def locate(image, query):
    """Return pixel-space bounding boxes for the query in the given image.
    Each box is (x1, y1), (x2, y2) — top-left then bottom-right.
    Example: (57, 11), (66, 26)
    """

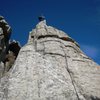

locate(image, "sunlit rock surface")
(0, 20), (100, 100)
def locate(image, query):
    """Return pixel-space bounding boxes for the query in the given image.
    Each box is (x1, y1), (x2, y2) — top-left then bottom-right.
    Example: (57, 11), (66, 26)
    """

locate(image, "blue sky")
(0, 0), (100, 64)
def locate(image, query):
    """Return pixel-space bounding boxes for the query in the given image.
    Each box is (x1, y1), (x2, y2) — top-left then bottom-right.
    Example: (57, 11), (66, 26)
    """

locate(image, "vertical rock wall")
(0, 16), (21, 78)
(0, 20), (100, 100)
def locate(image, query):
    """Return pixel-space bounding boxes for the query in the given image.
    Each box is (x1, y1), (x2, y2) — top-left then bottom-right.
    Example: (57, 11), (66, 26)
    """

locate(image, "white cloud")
(81, 45), (99, 59)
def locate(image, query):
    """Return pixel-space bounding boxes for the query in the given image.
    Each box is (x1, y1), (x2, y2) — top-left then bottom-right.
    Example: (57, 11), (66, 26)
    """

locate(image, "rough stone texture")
(0, 16), (12, 78)
(0, 20), (100, 100)
(0, 62), (4, 78)
(0, 16), (21, 78)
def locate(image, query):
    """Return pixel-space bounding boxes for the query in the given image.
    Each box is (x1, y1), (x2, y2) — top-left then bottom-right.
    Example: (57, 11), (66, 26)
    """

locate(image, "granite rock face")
(0, 20), (100, 100)
(0, 16), (21, 78)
